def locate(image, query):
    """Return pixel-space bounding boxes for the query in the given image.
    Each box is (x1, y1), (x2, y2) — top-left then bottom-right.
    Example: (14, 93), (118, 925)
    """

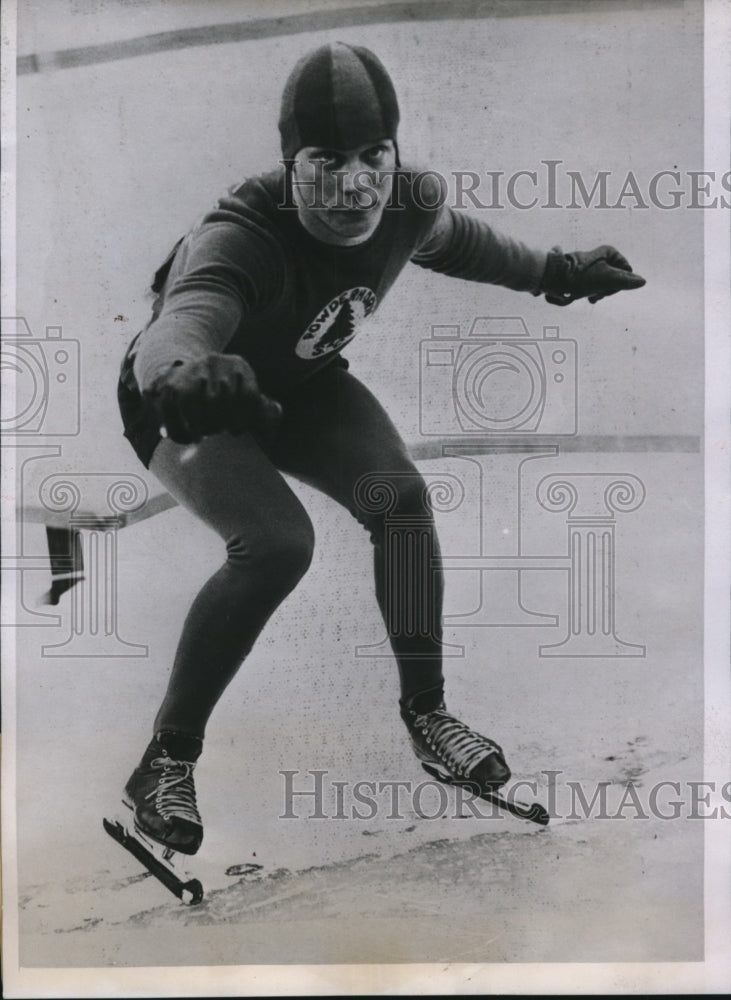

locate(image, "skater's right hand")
(144, 353), (283, 445)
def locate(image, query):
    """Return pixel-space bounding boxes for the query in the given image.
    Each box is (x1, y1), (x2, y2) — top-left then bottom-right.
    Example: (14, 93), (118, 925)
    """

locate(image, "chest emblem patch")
(296, 286), (378, 359)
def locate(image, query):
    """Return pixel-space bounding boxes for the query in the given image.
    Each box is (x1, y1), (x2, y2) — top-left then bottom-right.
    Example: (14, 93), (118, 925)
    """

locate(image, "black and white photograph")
(1, 0), (729, 995)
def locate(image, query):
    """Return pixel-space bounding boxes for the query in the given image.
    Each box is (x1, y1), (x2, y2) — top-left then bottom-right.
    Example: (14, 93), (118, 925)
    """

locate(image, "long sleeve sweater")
(127, 166), (547, 397)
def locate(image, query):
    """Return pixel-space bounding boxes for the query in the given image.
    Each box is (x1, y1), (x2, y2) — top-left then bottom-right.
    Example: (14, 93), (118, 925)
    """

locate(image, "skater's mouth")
(322, 206), (380, 233)
(327, 204), (376, 215)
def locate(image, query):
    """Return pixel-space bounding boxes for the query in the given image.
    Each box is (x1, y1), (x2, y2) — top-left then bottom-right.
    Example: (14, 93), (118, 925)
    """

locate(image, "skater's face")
(291, 140), (396, 246)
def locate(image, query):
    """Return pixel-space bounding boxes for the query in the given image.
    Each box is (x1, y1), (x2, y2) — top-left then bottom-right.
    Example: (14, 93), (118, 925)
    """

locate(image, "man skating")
(117, 42), (645, 858)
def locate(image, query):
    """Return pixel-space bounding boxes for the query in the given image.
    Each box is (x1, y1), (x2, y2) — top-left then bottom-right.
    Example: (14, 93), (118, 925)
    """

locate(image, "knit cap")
(279, 42), (400, 161)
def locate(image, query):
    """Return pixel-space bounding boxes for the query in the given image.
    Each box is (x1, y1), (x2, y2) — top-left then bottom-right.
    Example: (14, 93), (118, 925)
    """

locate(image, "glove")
(541, 245), (646, 306)
(144, 353), (282, 445)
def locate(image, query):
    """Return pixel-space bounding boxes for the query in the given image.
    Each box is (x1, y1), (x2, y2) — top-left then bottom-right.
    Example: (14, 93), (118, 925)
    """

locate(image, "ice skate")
(102, 814), (204, 905)
(122, 730), (204, 855)
(103, 730), (205, 903)
(401, 689), (549, 826)
(401, 689), (511, 789)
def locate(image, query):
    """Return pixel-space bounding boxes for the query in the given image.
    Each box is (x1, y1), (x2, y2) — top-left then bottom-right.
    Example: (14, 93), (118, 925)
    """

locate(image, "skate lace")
(145, 756), (201, 825)
(414, 709), (500, 777)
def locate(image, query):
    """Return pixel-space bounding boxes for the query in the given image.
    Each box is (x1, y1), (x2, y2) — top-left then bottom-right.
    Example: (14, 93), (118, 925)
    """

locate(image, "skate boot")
(123, 730), (203, 855)
(401, 687), (511, 793)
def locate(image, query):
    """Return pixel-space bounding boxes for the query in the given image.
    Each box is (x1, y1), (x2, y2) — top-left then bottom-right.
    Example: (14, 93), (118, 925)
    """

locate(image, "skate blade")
(420, 763), (550, 826)
(103, 815), (204, 904)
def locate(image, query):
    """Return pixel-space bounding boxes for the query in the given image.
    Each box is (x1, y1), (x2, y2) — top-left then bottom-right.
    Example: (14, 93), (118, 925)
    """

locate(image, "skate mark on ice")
(225, 862), (264, 878)
(56, 917), (103, 934)
(599, 736), (690, 786)
(119, 833), (539, 929)
(67, 871), (154, 893)
(27, 829), (557, 939)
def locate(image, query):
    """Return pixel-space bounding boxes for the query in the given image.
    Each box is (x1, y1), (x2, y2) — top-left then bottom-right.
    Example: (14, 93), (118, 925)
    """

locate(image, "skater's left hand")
(541, 245), (646, 306)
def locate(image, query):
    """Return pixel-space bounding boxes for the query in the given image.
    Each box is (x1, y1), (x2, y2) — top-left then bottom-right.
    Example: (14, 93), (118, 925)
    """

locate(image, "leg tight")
(148, 364), (445, 737)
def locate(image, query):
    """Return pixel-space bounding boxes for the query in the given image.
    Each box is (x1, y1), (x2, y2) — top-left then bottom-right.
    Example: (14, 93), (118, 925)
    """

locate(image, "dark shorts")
(117, 340), (351, 469)
(117, 337), (164, 469)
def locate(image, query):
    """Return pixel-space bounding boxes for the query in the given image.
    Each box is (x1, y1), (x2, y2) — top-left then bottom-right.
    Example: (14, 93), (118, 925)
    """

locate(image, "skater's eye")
(363, 145), (389, 166)
(311, 149), (342, 169)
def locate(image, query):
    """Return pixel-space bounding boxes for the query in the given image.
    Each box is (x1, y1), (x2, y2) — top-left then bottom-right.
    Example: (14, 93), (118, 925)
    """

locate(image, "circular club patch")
(296, 287), (377, 360)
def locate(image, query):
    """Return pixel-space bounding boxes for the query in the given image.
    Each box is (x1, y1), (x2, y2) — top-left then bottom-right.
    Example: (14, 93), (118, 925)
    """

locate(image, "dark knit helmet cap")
(279, 42), (400, 165)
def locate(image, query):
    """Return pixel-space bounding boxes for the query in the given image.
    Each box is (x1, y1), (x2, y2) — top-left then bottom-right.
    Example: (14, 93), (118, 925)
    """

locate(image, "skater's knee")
(266, 524), (315, 587)
(396, 474), (433, 518)
(227, 516), (314, 591)
(356, 470), (435, 537)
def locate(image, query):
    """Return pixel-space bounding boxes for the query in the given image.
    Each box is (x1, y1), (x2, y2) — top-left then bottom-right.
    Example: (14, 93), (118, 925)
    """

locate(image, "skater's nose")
(339, 158), (362, 194)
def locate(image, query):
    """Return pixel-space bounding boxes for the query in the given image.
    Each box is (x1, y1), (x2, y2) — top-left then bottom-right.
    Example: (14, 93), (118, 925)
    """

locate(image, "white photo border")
(2, 0), (729, 994)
